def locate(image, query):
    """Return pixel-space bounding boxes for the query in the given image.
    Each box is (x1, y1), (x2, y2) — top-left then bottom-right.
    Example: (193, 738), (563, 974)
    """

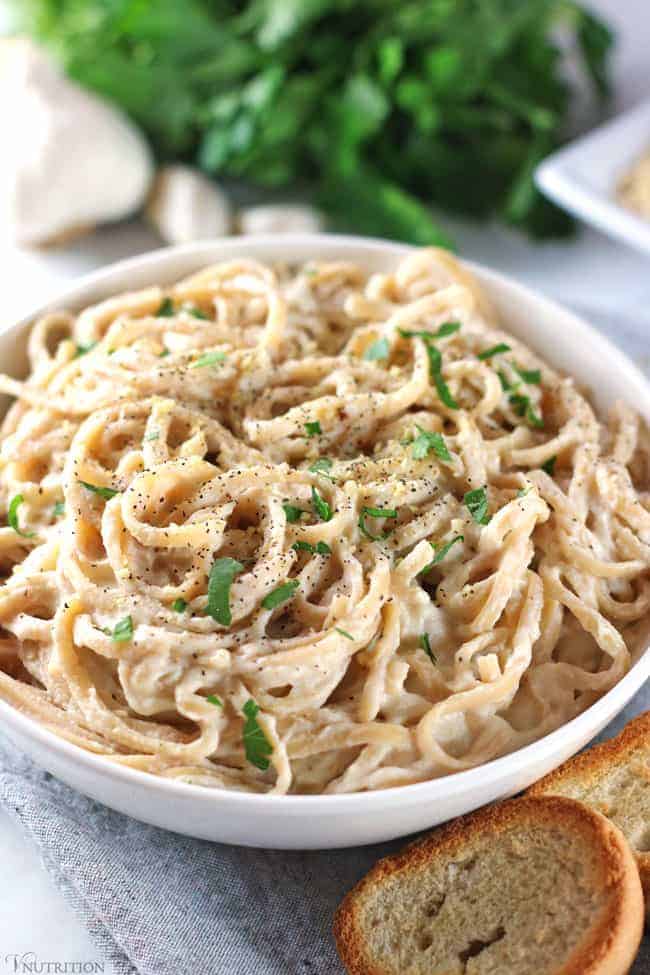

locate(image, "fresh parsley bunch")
(12, 0), (612, 244)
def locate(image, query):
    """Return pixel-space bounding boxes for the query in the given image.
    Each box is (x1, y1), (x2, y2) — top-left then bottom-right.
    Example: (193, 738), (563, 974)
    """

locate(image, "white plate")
(0, 234), (649, 849)
(535, 99), (650, 254)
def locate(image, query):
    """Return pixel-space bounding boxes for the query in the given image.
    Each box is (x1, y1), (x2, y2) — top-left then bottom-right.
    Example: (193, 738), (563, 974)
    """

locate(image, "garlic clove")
(0, 40), (154, 247)
(238, 203), (325, 235)
(145, 165), (232, 244)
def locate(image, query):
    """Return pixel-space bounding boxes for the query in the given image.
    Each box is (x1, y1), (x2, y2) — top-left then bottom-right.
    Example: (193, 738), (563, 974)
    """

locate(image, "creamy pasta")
(0, 248), (648, 795)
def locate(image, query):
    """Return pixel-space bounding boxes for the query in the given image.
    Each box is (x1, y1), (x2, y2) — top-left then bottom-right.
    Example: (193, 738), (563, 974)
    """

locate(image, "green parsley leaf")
(8, 494), (35, 538)
(171, 598), (188, 612)
(292, 540), (331, 555)
(283, 504), (305, 523)
(411, 426), (451, 461)
(309, 457), (333, 479)
(156, 298), (175, 317)
(158, 348), (171, 358)
(206, 557), (244, 626)
(311, 486), (332, 522)
(358, 506), (398, 541)
(425, 343), (459, 409)
(513, 363), (542, 384)
(262, 578), (300, 610)
(305, 420), (322, 437)
(363, 337), (390, 361)
(464, 487), (490, 525)
(498, 369), (517, 392)
(433, 369), (459, 410)
(186, 305), (209, 319)
(335, 627), (354, 641)
(190, 351), (226, 369)
(74, 341), (98, 358)
(419, 632), (437, 664)
(541, 455), (557, 476)
(399, 322), (460, 340)
(434, 321), (461, 339)
(420, 535), (464, 573)
(478, 343), (511, 360)
(206, 694), (222, 707)
(517, 487), (532, 497)
(242, 698), (272, 771)
(144, 431), (160, 441)
(399, 327), (460, 409)
(79, 480), (119, 500)
(53, 501), (65, 518)
(112, 616), (133, 642)
(508, 393), (544, 428)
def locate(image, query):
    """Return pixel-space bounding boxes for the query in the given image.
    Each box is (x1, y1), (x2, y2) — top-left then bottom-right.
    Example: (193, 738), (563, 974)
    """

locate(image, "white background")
(0, 0), (648, 968)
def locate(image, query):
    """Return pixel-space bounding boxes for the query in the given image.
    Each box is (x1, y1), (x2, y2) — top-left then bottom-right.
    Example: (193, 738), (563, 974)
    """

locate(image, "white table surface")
(0, 0), (649, 970)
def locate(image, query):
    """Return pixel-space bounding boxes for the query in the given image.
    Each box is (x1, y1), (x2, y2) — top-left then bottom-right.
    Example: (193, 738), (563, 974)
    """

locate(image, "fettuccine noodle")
(0, 248), (647, 795)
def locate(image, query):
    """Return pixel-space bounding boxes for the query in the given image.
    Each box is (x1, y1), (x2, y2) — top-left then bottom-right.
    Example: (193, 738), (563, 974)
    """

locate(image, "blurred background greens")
(6, 0), (613, 246)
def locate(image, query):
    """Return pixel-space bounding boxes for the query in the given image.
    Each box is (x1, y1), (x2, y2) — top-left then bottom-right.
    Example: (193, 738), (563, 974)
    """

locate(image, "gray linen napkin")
(1, 302), (649, 974)
(0, 683), (648, 975)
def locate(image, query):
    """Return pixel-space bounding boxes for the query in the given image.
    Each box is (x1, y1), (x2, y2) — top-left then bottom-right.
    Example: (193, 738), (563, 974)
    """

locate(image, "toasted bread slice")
(333, 796), (643, 975)
(529, 710), (650, 916)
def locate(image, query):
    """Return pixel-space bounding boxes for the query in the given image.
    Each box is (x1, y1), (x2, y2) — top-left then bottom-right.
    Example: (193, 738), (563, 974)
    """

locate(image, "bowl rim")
(0, 231), (648, 811)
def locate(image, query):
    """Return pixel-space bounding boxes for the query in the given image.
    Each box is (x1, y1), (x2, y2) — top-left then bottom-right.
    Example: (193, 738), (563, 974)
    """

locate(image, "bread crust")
(529, 711), (650, 916)
(333, 796), (643, 975)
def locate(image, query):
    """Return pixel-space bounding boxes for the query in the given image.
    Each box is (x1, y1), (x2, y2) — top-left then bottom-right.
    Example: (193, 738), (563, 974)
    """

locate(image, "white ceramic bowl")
(535, 98), (650, 255)
(1, 235), (648, 850)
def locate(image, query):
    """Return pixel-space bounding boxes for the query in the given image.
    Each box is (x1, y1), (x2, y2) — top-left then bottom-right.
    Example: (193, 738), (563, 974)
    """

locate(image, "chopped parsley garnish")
(399, 327), (459, 409)
(74, 341), (98, 358)
(335, 627), (354, 641)
(144, 431), (160, 441)
(311, 486), (332, 522)
(186, 305), (209, 319)
(517, 487), (532, 497)
(292, 540), (331, 556)
(305, 420), (322, 437)
(498, 369), (516, 392)
(435, 321), (461, 339)
(420, 535), (464, 573)
(509, 393), (543, 428)
(432, 368), (459, 410)
(363, 337), (390, 361)
(206, 694), (223, 708)
(478, 343), (511, 360)
(79, 480), (119, 500)
(513, 363), (541, 385)
(159, 348), (171, 358)
(206, 557), (244, 626)
(309, 457), (334, 479)
(358, 506), (398, 541)
(53, 501), (65, 518)
(242, 699), (272, 771)
(411, 426), (451, 462)
(541, 455), (557, 476)
(398, 321), (460, 340)
(112, 616), (133, 642)
(283, 504), (305, 523)
(464, 487), (490, 525)
(8, 494), (34, 538)
(262, 578), (300, 610)
(419, 632), (437, 664)
(190, 351), (226, 369)
(156, 297), (175, 317)
(171, 598), (188, 613)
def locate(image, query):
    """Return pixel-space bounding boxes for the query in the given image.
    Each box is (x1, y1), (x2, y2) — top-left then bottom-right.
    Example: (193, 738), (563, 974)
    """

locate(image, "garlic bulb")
(145, 165), (232, 244)
(239, 204), (324, 235)
(0, 40), (153, 246)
